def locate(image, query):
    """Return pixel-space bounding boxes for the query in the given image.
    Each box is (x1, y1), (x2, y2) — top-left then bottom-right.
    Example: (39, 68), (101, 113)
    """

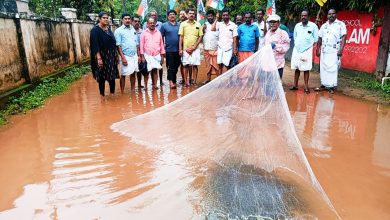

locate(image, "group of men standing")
(290, 8), (346, 94)
(202, 9), (291, 81)
(113, 7), (346, 94)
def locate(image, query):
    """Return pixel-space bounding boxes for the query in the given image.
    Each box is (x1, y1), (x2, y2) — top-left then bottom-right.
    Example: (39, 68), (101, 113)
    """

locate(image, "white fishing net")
(112, 46), (340, 219)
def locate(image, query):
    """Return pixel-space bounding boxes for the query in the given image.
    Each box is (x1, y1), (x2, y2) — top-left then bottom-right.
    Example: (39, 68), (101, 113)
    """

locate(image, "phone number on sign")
(344, 45), (368, 54)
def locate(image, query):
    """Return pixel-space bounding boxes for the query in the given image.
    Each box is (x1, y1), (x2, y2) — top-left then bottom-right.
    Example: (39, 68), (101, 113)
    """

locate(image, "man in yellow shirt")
(179, 8), (204, 86)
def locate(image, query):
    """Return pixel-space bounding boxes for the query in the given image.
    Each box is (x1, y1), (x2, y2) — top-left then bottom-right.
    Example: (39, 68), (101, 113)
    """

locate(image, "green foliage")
(0, 66), (90, 126)
(28, 0), (386, 21)
(29, 0), (59, 17)
(341, 71), (390, 99)
(226, 0), (266, 16)
(277, 0), (386, 23)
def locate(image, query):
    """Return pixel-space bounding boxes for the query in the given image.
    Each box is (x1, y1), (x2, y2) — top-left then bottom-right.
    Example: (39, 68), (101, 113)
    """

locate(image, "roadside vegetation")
(0, 65), (90, 126)
(340, 70), (390, 99)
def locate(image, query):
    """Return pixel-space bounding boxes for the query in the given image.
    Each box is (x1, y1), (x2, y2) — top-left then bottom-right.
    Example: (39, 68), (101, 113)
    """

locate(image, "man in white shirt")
(290, 10), (319, 93)
(315, 8), (347, 94)
(212, 8), (238, 75)
(254, 9), (268, 50)
(203, 10), (219, 83)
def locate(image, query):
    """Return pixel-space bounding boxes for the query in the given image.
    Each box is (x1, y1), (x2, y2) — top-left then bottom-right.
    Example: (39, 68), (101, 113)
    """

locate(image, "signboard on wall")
(314, 8), (384, 74)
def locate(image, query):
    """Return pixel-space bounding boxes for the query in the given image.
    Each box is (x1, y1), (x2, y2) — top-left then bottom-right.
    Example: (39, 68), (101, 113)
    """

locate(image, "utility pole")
(375, 2), (390, 80)
(122, 0), (127, 13)
(52, 0), (56, 18)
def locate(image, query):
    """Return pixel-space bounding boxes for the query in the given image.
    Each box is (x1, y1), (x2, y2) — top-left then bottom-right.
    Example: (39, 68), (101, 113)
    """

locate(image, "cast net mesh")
(112, 46), (339, 219)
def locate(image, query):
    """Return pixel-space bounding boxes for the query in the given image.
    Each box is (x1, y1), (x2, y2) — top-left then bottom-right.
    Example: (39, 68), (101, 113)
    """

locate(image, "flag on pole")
(266, 0), (275, 15)
(197, 0), (206, 22)
(315, 0), (327, 7)
(137, 0), (148, 18)
(168, 0), (175, 10)
(207, 0), (224, 11)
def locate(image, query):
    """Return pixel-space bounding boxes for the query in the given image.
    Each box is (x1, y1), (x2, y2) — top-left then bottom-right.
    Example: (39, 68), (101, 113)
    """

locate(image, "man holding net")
(264, 14), (290, 79)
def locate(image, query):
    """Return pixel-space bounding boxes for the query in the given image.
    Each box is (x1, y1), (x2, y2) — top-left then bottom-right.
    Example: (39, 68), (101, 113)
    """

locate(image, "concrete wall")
(0, 17), (93, 93)
(0, 18), (25, 92)
(72, 22), (93, 63)
(16, 0), (30, 13)
(21, 20), (75, 79)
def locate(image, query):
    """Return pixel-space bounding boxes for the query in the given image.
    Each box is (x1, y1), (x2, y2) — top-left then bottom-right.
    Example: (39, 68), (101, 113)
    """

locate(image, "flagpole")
(315, 6), (322, 76)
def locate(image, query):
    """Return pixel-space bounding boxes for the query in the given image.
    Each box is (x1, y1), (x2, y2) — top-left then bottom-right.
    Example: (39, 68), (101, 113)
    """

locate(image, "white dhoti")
(144, 53), (162, 72)
(217, 48), (233, 67)
(120, 55), (139, 76)
(291, 46), (313, 71)
(182, 49), (201, 66)
(320, 50), (340, 88)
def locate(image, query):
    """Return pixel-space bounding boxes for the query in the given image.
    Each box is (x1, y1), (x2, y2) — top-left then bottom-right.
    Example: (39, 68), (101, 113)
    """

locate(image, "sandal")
(314, 87), (322, 92)
(289, 86), (298, 91)
(304, 88), (310, 94)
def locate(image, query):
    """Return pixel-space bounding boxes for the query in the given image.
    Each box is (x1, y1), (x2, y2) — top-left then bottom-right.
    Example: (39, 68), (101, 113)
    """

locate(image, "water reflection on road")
(0, 75), (389, 219)
(287, 90), (390, 219)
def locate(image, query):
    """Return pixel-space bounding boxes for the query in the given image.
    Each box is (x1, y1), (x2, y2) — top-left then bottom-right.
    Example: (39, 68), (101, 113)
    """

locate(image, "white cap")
(267, 14), (281, 22)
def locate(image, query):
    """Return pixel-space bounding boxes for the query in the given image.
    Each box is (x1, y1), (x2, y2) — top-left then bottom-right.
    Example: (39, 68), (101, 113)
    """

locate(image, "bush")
(0, 65), (90, 126)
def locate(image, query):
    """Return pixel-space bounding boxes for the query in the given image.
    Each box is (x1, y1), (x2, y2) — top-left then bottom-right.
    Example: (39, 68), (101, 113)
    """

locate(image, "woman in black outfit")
(90, 11), (119, 96)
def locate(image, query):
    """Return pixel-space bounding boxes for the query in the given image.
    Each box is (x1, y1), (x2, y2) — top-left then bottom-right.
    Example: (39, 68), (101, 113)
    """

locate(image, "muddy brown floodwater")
(0, 71), (389, 219)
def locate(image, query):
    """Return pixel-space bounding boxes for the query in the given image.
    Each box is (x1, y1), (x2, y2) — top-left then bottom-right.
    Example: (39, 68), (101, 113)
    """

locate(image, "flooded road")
(0, 74), (389, 219)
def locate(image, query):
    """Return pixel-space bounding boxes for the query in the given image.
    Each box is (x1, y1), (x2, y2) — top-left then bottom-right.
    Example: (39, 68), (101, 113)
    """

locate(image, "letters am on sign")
(313, 8), (384, 74)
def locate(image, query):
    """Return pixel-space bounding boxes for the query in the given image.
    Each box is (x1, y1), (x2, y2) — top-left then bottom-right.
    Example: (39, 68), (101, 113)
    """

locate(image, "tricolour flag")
(315, 0), (327, 7)
(137, 0), (148, 18)
(197, 0), (206, 22)
(168, 0), (175, 10)
(266, 0), (275, 15)
(207, 0), (224, 11)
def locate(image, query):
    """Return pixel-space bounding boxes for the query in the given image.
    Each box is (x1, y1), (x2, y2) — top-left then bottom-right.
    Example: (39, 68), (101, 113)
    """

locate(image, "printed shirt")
(237, 23), (260, 52)
(114, 25), (137, 57)
(318, 19), (347, 53)
(178, 20), (204, 50)
(160, 21), (180, 52)
(294, 21), (319, 53)
(254, 21), (269, 49)
(265, 28), (290, 69)
(203, 21), (219, 50)
(140, 28), (165, 56)
(216, 21), (238, 51)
